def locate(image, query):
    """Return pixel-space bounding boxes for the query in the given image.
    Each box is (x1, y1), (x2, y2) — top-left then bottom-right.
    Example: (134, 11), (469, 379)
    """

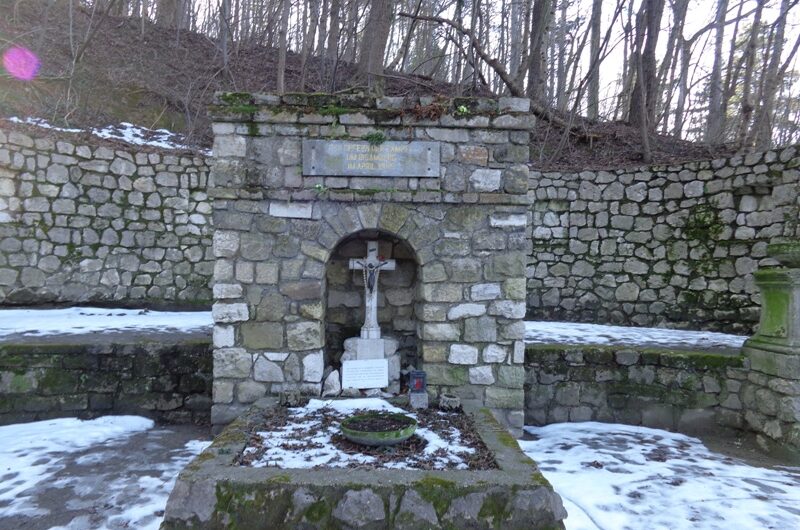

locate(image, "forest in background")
(1, 0), (799, 168)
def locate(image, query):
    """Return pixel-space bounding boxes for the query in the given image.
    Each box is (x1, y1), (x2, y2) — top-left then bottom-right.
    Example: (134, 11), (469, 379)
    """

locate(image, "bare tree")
(358, 0), (395, 91)
(525, 0), (554, 100)
(587, 0), (601, 119)
(748, 0), (800, 150)
(276, 0), (290, 94)
(628, 0), (665, 131)
(705, 0), (729, 144)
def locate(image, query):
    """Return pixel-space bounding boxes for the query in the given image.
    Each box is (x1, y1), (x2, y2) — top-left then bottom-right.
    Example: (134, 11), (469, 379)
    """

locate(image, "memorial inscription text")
(302, 139), (440, 177)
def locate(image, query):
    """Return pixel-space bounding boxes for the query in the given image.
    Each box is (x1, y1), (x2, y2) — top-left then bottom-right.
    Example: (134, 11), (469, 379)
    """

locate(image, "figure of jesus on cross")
(349, 241), (395, 340)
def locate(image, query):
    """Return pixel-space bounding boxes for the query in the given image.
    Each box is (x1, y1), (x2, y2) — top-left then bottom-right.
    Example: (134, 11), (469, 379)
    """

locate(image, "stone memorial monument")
(209, 92), (533, 435)
(340, 240), (401, 393)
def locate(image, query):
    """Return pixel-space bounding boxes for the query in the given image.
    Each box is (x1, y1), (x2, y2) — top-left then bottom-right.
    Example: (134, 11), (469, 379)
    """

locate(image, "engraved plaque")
(342, 359), (389, 389)
(303, 139), (439, 177)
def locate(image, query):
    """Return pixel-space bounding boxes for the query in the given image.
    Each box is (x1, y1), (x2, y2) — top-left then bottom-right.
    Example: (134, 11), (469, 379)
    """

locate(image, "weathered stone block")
(287, 321), (323, 350)
(464, 316), (497, 342)
(241, 322), (284, 349)
(213, 348), (252, 378)
(212, 303), (249, 323)
(449, 344), (479, 365)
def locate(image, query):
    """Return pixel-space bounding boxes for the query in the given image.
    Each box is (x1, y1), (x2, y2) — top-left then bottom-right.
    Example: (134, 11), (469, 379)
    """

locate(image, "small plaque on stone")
(342, 359), (389, 389)
(303, 139), (440, 177)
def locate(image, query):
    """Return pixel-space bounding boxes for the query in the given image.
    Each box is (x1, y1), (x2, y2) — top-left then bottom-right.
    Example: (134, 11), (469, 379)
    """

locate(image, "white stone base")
(341, 336), (401, 393)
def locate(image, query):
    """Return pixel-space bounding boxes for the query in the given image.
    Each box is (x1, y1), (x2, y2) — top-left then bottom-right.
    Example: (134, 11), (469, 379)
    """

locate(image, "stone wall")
(528, 146), (800, 333)
(525, 344), (800, 452)
(0, 338), (212, 425)
(0, 127), (213, 306)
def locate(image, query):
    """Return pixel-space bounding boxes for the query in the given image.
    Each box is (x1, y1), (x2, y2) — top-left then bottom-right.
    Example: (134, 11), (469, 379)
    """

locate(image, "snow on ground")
(0, 307), (745, 349)
(7, 117), (210, 154)
(520, 422), (800, 530)
(525, 321), (747, 350)
(0, 417), (209, 529)
(0, 416), (153, 517)
(242, 398), (476, 470)
(2, 414), (798, 529)
(0, 307), (212, 338)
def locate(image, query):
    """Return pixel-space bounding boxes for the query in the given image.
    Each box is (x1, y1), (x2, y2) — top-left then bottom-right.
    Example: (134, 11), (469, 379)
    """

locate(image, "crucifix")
(349, 241), (396, 340)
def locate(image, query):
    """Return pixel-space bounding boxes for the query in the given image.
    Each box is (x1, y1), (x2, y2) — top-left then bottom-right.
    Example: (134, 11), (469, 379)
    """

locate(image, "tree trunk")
(358, 0), (394, 91)
(509, 0), (524, 78)
(156, 0), (189, 28)
(300, 0), (321, 90)
(555, 0), (567, 111)
(748, 0), (792, 150)
(220, 0), (231, 69)
(327, 0), (341, 61)
(735, 0), (764, 147)
(587, 0), (602, 119)
(628, 0), (665, 131)
(525, 0), (553, 100)
(317, 0), (330, 55)
(705, 0), (729, 144)
(634, 11), (652, 163)
(655, 0), (687, 133)
(672, 38), (691, 137)
(276, 0), (290, 94)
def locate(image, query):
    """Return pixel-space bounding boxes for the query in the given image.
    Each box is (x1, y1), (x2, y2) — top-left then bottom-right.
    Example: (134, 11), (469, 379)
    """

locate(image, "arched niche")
(325, 229), (419, 374)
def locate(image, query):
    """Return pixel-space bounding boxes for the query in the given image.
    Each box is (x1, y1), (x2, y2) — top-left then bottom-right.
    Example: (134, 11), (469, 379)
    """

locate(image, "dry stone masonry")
(209, 93), (533, 434)
(0, 127), (213, 305)
(528, 146), (800, 334)
(0, 338), (212, 425)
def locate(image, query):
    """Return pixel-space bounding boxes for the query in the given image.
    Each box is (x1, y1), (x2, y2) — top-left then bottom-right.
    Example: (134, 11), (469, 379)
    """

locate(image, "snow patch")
(520, 422), (800, 530)
(0, 307), (212, 338)
(7, 117), (210, 154)
(525, 321), (747, 349)
(242, 398), (475, 470)
(0, 416), (154, 517)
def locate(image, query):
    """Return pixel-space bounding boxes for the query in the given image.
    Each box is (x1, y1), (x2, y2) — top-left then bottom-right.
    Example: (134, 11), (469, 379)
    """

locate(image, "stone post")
(742, 242), (800, 451)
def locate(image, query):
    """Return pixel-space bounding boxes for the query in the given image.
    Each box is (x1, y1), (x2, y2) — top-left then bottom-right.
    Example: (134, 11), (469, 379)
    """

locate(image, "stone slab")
(302, 139), (440, 177)
(342, 359), (389, 389)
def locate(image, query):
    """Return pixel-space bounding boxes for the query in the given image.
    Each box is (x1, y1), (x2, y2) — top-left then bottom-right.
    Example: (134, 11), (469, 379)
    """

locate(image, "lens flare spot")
(3, 46), (40, 81)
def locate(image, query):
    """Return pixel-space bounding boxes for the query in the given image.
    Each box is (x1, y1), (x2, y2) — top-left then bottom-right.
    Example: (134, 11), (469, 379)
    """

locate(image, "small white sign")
(342, 359), (389, 389)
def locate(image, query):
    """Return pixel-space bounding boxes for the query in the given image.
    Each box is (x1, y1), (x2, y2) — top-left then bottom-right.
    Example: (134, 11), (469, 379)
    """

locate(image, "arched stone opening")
(325, 229), (419, 391)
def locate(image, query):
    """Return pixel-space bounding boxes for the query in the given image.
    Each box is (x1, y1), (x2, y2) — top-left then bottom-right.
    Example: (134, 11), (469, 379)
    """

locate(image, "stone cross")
(349, 241), (395, 339)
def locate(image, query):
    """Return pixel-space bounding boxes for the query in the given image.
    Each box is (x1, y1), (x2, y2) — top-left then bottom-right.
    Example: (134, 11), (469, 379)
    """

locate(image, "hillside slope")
(1, 1), (733, 169)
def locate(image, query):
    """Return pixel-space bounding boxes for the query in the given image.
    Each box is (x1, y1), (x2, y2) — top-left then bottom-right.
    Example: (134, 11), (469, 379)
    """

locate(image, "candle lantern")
(408, 370), (428, 409)
(409, 370), (426, 393)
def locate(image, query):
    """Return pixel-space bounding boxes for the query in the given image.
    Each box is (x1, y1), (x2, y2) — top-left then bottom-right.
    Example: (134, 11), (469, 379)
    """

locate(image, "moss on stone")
(478, 492), (510, 526)
(495, 428), (520, 449)
(363, 131), (386, 146)
(530, 471), (551, 487)
(8, 373), (35, 393)
(218, 92), (253, 106)
(303, 499), (330, 522)
(657, 350), (744, 370)
(39, 368), (82, 394)
(413, 476), (458, 517)
(318, 105), (358, 117)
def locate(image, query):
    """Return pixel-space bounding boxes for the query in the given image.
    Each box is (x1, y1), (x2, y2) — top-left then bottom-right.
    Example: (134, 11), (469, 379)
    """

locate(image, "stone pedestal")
(744, 268), (800, 370)
(342, 336), (401, 393)
(742, 246), (800, 451)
